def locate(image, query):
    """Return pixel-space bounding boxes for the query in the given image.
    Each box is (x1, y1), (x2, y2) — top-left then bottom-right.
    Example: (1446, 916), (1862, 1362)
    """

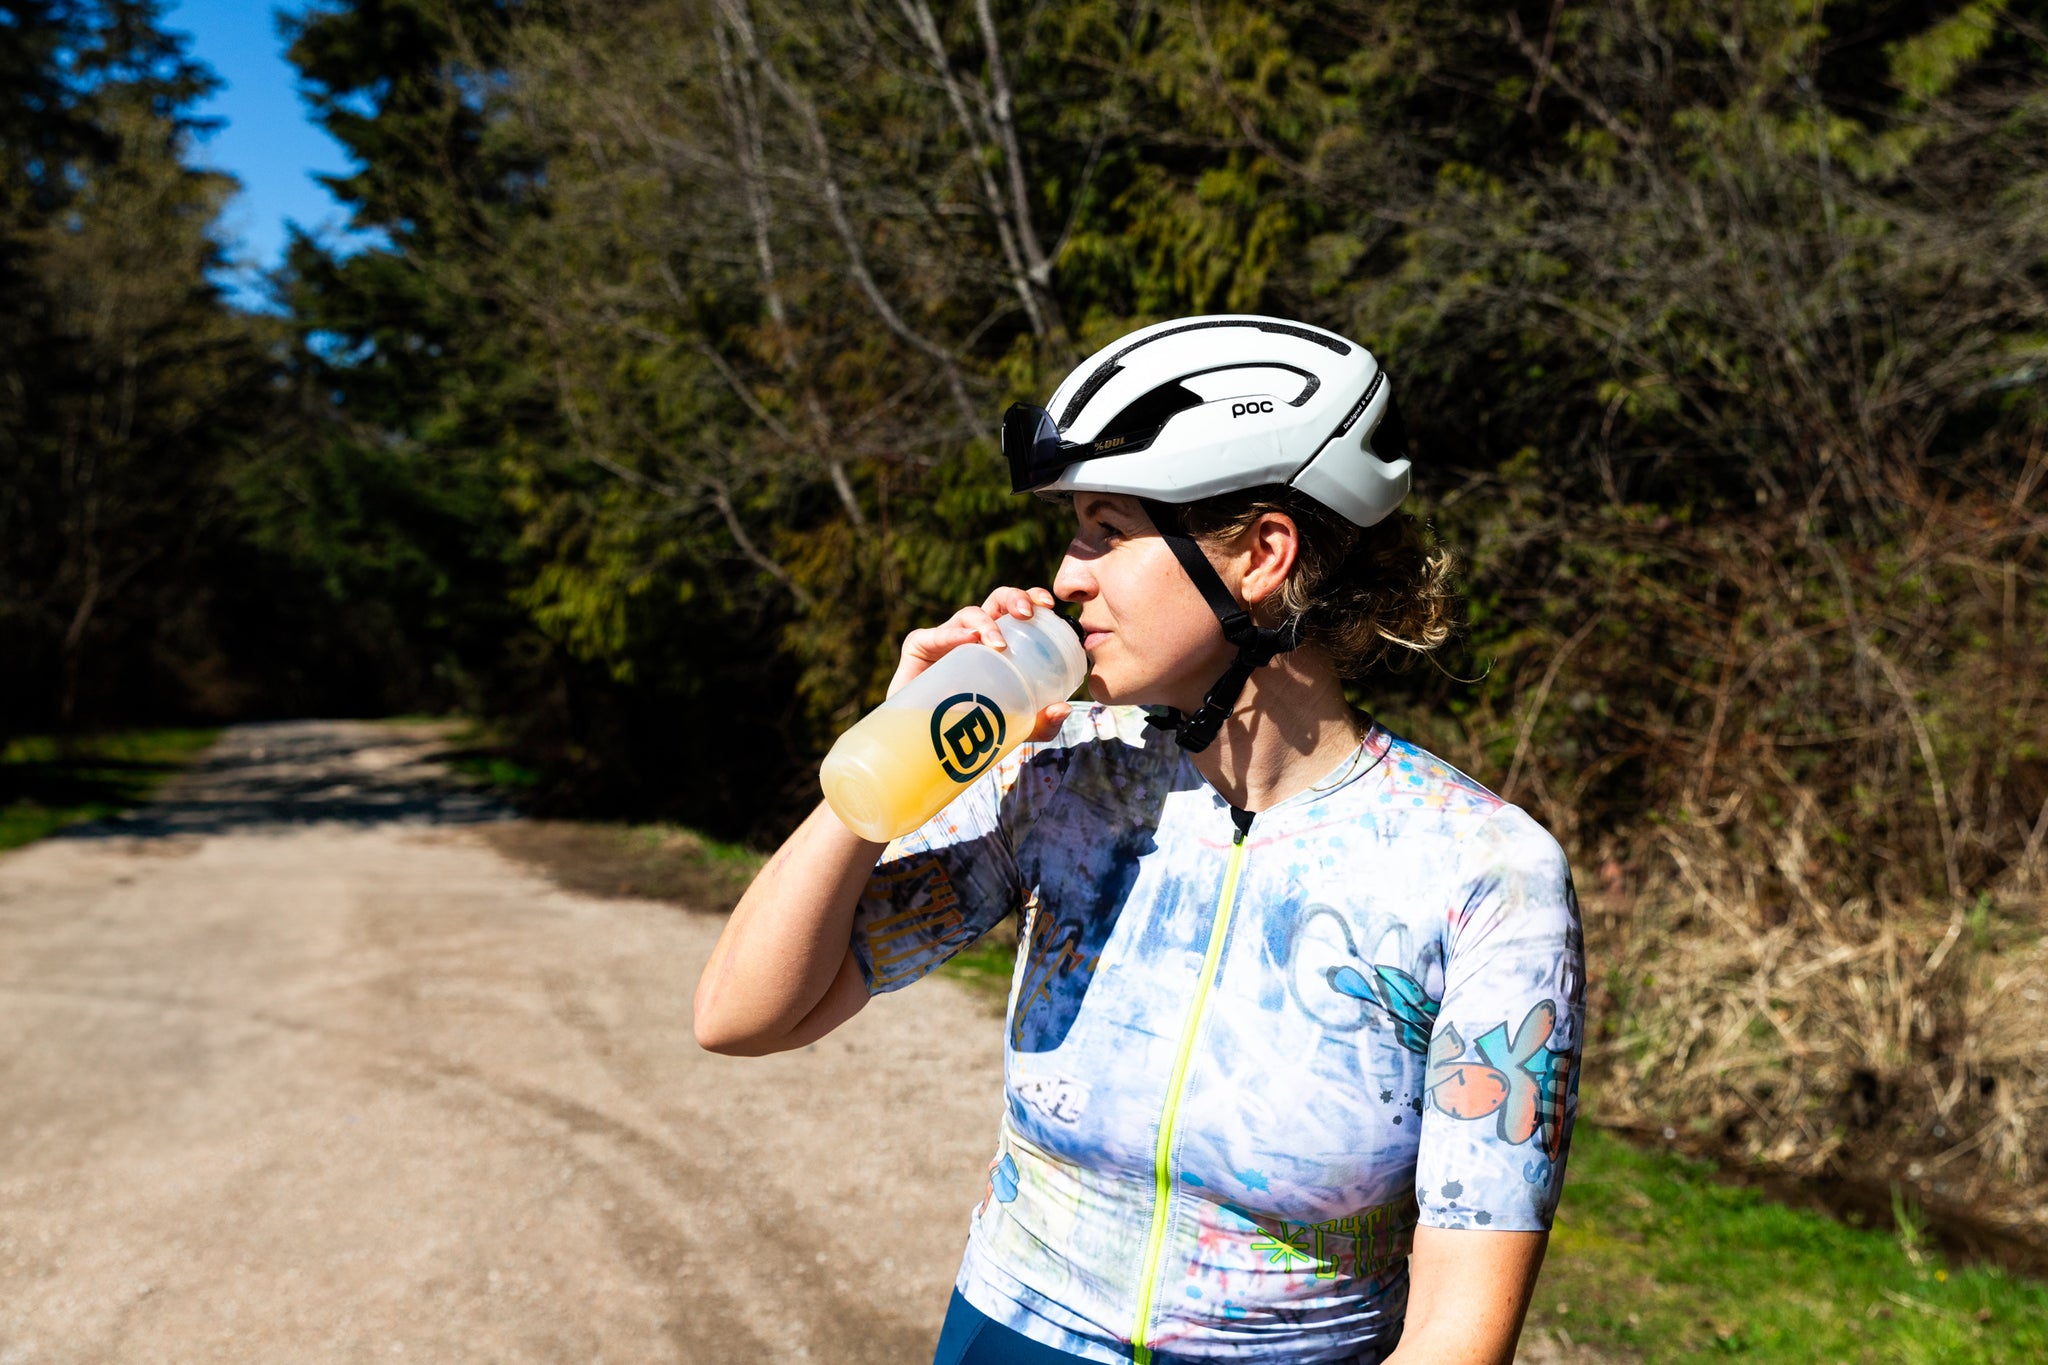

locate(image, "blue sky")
(165, 0), (363, 307)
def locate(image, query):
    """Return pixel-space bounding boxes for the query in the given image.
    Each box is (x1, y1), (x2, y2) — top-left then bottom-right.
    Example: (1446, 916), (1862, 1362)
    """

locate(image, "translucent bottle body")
(820, 611), (1085, 842)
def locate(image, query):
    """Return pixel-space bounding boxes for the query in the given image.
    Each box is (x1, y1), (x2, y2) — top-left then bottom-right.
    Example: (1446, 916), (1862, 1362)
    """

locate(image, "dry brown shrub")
(1395, 456), (2048, 1234)
(1588, 837), (2048, 1237)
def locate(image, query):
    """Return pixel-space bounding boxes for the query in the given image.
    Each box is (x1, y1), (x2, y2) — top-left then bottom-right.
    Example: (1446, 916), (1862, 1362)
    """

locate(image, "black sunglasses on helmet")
(1001, 403), (1072, 494)
(1001, 398), (1188, 495)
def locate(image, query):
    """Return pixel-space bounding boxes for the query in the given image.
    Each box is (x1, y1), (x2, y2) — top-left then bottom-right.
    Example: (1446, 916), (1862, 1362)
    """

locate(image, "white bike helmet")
(1001, 314), (1413, 753)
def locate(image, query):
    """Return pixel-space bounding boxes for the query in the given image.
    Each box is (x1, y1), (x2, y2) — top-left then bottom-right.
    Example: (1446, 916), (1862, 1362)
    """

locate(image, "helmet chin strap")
(1137, 499), (1303, 754)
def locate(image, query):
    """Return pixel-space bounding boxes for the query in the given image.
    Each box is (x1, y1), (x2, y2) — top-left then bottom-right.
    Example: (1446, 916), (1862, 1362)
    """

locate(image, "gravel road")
(0, 722), (1005, 1363)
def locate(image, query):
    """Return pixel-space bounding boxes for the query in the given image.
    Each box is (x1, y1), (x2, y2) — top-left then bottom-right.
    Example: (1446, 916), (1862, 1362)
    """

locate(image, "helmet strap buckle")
(1137, 499), (1304, 754)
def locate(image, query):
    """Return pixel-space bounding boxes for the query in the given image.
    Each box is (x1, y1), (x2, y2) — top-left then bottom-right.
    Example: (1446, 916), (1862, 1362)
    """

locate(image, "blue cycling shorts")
(932, 1290), (1100, 1364)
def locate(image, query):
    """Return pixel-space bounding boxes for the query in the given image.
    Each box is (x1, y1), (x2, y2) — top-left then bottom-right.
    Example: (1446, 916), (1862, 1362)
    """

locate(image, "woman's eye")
(1097, 521), (1127, 542)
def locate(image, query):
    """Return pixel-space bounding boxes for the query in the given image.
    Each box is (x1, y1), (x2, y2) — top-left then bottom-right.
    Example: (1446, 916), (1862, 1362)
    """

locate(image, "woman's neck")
(1184, 648), (1365, 813)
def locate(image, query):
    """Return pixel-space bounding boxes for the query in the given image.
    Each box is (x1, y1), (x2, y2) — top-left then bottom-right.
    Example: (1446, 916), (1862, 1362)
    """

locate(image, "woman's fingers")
(1029, 703), (1072, 743)
(890, 588), (1056, 697)
(979, 586), (1032, 621)
(903, 621), (978, 661)
(887, 621), (978, 697)
(980, 585), (1057, 624)
(955, 604), (1008, 648)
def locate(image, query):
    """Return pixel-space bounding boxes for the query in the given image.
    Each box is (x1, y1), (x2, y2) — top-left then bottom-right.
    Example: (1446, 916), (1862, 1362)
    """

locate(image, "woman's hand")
(887, 585), (1072, 742)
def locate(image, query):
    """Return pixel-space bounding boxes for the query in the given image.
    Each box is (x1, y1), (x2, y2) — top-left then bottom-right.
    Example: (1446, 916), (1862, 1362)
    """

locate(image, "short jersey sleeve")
(1414, 805), (1585, 1231)
(848, 705), (1113, 994)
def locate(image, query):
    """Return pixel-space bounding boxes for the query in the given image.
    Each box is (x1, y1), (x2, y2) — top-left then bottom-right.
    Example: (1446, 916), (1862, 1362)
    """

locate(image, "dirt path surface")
(0, 722), (1006, 1364)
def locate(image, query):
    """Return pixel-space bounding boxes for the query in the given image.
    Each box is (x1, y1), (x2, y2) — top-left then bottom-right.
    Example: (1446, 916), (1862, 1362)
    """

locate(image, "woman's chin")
(1086, 672), (1186, 711)
(1085, 672), (1139, 706)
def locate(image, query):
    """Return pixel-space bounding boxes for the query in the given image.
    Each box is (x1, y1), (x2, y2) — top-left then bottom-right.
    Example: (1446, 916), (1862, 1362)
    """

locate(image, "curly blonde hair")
(1177, 487), (1460, 678)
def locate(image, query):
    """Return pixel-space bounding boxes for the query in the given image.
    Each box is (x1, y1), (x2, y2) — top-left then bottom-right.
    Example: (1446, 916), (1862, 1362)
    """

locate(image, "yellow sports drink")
(820, 609), (1088, 842)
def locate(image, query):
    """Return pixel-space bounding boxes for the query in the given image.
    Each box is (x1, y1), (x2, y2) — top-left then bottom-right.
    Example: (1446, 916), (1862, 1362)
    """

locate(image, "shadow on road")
(60, 720), (507, 839)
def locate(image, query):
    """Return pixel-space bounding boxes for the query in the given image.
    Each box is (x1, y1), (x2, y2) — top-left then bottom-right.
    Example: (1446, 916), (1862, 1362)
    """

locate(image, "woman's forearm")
(691, 800), (884, 1054)
(696, 586), (1060, 1055)
(1381, 1226), (1547, 1365)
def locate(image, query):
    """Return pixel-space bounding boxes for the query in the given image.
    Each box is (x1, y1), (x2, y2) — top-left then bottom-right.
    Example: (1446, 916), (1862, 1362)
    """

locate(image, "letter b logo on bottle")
(931, 693), (1008, 783)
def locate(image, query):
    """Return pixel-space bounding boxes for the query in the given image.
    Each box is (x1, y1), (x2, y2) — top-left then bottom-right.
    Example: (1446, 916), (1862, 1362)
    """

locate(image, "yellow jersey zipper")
(1130, 806), (1253, 1363)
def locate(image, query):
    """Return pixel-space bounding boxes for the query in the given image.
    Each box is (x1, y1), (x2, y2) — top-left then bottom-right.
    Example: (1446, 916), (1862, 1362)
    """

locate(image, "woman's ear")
(1236, 511), (1300, 608)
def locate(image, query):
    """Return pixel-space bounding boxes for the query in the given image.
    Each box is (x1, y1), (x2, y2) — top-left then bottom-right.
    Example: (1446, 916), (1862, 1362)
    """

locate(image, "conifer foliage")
(0, 0), (271, 734)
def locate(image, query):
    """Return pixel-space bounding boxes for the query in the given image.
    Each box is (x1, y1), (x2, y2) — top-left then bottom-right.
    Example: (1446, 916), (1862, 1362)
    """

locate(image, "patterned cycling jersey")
(851, 704), (1584, 1364)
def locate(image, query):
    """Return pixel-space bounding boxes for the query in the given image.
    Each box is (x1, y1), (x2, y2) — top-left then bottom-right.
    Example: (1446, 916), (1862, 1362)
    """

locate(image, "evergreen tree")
(0, 0), (271, 731)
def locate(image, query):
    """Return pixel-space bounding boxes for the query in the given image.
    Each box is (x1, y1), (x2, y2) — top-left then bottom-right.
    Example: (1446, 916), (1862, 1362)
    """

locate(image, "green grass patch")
(389, 716), (544, 794)
(0, 728), (219, 851)
(1532, 1122), (2048, 1362)
(447, 751), (543, 792)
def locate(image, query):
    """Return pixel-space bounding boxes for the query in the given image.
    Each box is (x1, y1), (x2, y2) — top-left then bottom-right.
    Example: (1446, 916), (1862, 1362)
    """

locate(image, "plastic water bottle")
(820, 609), (1088, 842)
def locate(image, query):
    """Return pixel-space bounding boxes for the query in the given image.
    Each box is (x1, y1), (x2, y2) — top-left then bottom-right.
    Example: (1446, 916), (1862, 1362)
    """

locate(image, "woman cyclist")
(694, 315), (1584, 1365)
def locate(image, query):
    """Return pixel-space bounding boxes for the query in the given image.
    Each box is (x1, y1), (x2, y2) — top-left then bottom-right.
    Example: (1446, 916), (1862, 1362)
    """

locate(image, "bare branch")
(708, 18), (868, 527)
(1506, 9), (1646, 148)
(707, 477), (816, 609)
(895, 0), (1048, 339)
(972, 0), (1067, 342)
(714, 0), (983, 437)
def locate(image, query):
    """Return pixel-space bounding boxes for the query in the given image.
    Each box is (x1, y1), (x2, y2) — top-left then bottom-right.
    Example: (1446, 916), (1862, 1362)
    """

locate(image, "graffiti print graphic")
(1329, 961), (1439, 1054)
(1013, 1074), (1089, 1125)
(1291, 917), (1573, 1161)
(1425, 1000), (1574, 1160)
(1236, 1198), (1414, 1281)
(1284, 905), (1440, 1038)
(978, 1151), (1021, 1216)
(1284, 906), (1373, 1031)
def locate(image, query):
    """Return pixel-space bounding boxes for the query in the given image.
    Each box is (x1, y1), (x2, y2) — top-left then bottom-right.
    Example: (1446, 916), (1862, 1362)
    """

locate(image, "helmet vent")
(1177, 364), (1320, 407)
(1057, 318), (1351, 426)
(1097, 382), (1205, 444)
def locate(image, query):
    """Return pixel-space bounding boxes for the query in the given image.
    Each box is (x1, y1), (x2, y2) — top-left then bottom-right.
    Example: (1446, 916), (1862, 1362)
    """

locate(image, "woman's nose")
(1053, 548), (1093, 603)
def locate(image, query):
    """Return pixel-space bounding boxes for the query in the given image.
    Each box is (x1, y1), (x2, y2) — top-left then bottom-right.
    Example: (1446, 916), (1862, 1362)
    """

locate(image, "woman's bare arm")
(691, 801), (884, 1055)
(691, 586), (1066, 1056)
(1381, 1226), (1548, 1365)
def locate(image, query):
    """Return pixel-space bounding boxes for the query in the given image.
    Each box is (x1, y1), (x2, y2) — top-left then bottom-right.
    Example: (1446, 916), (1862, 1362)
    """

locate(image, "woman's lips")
(1081, 628), (1111, 651)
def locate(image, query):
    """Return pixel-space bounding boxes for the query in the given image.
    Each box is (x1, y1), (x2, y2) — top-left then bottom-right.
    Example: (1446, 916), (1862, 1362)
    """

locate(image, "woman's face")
(1052, 494), (1236, 710)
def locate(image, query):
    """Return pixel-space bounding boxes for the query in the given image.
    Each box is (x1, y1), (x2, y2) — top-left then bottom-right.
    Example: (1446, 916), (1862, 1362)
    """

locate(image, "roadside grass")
(937, 932), (1019, 1000)
(413, 726), (760, 911)
(1528, 1121), (2048, 1363)
(449, 751), (544, 792)
(479, 819), (764, 912)
(471, 802), (1022, 996)
(412, 717), (545, 794)
(0, 728), (219, 851)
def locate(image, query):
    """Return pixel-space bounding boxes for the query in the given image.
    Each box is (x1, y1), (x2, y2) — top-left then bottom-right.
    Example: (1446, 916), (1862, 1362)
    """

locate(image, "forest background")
(4, 0), (2047, 1246)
